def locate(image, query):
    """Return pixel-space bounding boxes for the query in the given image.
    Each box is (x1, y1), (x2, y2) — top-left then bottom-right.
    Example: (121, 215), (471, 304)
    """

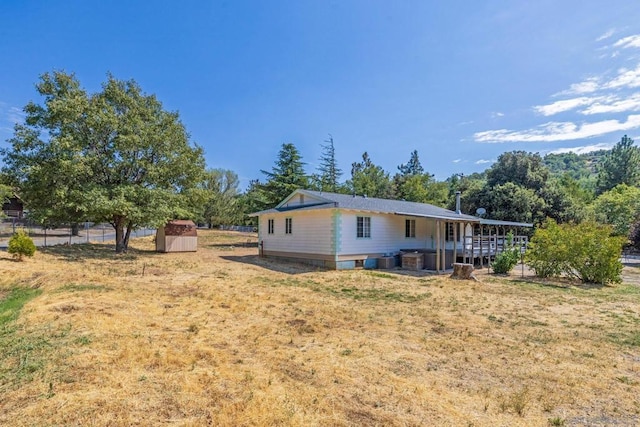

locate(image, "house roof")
(250, 189), (481, 222)
(480, 219), (533, 228)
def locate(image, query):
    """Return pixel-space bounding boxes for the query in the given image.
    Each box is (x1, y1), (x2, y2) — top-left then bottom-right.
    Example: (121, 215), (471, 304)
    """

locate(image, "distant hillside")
(543, 150), (607, 179)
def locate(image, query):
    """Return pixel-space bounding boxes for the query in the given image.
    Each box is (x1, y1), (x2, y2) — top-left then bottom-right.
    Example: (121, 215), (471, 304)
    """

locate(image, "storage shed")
(156, 220), (198, 252)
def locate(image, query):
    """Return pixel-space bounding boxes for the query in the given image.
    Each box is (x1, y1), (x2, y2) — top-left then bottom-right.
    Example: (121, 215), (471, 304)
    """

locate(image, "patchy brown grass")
(1, 230), (639, 426)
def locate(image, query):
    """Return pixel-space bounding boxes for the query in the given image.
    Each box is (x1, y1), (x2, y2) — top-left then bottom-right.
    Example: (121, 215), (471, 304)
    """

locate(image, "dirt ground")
(0, 230), (639, 426)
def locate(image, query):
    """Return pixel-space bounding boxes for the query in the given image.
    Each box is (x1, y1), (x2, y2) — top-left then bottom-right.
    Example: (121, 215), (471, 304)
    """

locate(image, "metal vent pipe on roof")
(455, 191), (461, 214)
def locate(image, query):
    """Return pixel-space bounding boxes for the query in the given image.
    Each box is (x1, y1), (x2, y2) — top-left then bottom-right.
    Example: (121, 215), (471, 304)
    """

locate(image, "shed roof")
(163, 220), (197, 236)
(251, 189), (480, 222)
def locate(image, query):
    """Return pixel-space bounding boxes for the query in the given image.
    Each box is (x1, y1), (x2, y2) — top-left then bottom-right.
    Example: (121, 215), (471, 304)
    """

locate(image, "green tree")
(316, 134), (342, 192)
(597, 135), (640, 193)
(347, 152), (392, 198)
(1, 71), (205, 253)
(260, 143), (309, 206)
(7, 230), (36, 261)
(484, 183), (545, 224)
(237, 179), (268, 226)
(393, 150), (437, 203)
(487, 151), (549, 192)
(200, 169), (241, 228)
(591, 184), (640, 236)
(596, 135), (640, 194)
(540, 176), (588, 224)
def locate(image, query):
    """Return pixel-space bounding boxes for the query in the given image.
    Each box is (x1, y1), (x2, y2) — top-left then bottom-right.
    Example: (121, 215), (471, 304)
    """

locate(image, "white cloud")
(490, 112), (504, 118)
(549, 143), (613, 155)
(582, 93), (640, 115)
(534, 97), (598, 116)
(596, 29), (615, 42)
(475, 159), (494, 164)
(603, 65), (640, 90)
(474, 114), (640, 143)
(452, 158), (462, 163)
(556, 77), (601, 96)
(613, 35), (640, 49)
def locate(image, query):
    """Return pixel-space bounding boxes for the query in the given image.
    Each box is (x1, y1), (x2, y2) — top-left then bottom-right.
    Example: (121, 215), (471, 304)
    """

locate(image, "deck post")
(453, 221), (458, 265)
(479, 225), (484, 268)
(441, 221), (446, 271)
(436, 220), (441, 273)
(470, 223), (475, 267)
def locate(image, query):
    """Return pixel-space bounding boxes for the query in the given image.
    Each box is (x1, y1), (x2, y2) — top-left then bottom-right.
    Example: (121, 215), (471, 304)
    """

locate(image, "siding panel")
(259, 209), (334, 255)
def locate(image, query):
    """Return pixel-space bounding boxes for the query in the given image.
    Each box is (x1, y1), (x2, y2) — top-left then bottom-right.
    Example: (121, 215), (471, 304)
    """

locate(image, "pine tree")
(260, 143), (309, 206)
(596, 135), (640, 194)
(317, 134), (342, 192)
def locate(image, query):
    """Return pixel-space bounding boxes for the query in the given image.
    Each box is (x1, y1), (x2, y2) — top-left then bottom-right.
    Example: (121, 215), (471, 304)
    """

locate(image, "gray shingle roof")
(251, 189), (480, 222)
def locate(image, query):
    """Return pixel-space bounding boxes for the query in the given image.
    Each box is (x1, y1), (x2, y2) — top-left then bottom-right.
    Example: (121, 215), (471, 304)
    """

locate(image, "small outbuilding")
(156, 220), (198, 252)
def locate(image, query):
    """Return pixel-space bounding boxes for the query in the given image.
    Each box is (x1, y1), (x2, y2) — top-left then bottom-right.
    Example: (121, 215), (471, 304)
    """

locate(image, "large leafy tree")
(487, 151), (549, 192)
(1, 71), (205, 253)
(200, 169), (241, 228)
(260, 143), (308, 206)
(591, 184), (640, 236)
(316, 134), (343, 192)
(347, 152), (392, 198)
(596, 135), (640, 194)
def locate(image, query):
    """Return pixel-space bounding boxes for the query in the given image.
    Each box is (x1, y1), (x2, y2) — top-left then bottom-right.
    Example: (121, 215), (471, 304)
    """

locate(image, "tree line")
(2, 71), (640, 253)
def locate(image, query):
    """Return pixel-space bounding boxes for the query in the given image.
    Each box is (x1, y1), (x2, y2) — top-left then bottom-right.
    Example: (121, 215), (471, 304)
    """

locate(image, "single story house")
(250, 189), (532, 271)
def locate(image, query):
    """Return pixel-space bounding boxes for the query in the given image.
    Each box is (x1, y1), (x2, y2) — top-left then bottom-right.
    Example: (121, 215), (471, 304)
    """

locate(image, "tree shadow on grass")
(220, 254), (325, 275)
(207, 241), (259, 250)
(39, 243), (160, 262)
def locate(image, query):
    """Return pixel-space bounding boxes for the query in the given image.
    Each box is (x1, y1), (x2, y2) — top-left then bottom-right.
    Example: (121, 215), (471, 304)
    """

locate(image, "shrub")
(526, 219), (570, 278)
(526, 221), (624, 285)
(568, 222), (624, 285)
(492, 232), (520, 274)
(8, 230), (36, 261)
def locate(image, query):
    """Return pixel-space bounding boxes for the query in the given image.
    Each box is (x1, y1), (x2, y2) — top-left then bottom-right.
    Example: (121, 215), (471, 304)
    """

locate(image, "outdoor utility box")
(156, 220), (198, 252)
(377, 256), (395, 269)
(402, 253), (423, 270)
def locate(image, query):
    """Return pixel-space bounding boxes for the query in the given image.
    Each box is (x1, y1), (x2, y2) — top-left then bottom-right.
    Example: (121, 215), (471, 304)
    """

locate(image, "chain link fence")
(0, 217), (155, 247)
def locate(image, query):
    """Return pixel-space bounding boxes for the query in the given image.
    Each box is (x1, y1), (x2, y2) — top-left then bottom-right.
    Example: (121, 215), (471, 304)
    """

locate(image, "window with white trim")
(405, 219), (416, 238)
(267, 219), (274, 234)
(357, 216), (371, 238)
(285, 217), (292, 234)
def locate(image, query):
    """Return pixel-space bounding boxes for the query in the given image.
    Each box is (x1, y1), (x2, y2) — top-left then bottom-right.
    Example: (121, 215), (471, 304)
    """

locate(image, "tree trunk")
(450, 263), (477, 281)
(114, 217), (126, 254)
(71, 223), (80, 236)
(123, 221), (134, 252)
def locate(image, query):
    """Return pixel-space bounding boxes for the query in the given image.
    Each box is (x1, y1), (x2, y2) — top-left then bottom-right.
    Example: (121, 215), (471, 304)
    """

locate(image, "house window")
(285, 218), (292, 234)
(357, 216), (371, 238)
(445, 222), (460, 242)
(405, 219), (416, 238)
(267, 219), (274, 234)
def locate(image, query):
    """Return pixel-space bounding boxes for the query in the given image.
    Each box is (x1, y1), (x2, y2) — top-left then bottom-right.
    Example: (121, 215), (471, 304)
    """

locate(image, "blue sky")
(1, 1), (639, 188)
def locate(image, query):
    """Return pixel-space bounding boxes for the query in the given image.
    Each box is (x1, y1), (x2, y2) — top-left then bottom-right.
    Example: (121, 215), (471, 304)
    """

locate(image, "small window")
(357, 216), (371, 238)
(267, 219), (274, 234)
(285, 218), (292, 234)
(445, 222), (460, 242)
(405, 219), (416, 238)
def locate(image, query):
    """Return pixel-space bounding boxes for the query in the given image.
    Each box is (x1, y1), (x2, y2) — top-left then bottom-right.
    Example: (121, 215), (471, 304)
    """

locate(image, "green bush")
(8, 230), (36, 261)
(569, 223), (624, 284)
(526, 220), (570, 278)
(526, 220), (624, 285)
(492, 232), (520, 274)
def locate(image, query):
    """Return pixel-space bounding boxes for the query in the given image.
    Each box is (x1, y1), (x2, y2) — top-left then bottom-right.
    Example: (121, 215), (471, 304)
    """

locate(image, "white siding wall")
(339, 212), (436, 255)
(259, 209), (334, 255)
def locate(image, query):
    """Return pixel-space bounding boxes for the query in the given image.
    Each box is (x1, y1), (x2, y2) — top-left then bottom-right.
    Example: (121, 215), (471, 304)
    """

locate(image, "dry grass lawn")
(1, 229), (639, 426)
